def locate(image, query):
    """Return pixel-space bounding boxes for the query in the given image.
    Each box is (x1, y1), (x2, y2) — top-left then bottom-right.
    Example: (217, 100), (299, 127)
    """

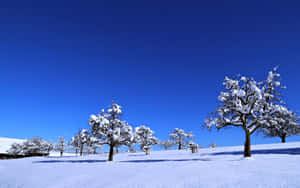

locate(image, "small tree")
(87, 136), (102, 154)
(262, 105), (300, 143)
(78, 129), (90, 156)
(47, 142), (54, 154)
(56, 137), (66, 157)
(208, 142), (217, 148)
(169, 128), (194, 150)
(188, 141), (199, 153)
(89, 102), (134, 161)
(135, 125), (159, 155)
(160, 140), (175, 150)
(204, 68), (283, 157)
(70, 134), (80, 155)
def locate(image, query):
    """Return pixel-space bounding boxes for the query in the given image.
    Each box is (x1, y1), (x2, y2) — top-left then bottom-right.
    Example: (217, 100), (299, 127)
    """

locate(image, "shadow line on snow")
(33, 147), (300, 164)
(33, 160), (107, 163)
(210, 147), (300, 156)
(45, 156), (76, 159)
(33, 158), (211, 164)
(120, 158), (212, 163)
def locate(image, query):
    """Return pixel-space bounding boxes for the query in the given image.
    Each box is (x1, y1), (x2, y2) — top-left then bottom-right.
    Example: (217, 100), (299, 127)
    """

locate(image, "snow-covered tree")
(8, 137), (52, 156)
(7, 143), (23, 155)
(264, 66), (284, 103)
(204, 68), (283, 157)
(71, 129), (101, 155)
(134, 125), (159, 155)
(208, 142), (217, 148)
(188, 141), (199, 153)
(262, 105), (300, 143)
(87, 136), (102, 154)
(89, 102), (134, 161)
(56, 137), (67, 157)
(169, 128), (194, 150)
(24, 137), (52, 155)
(70, 134), (81, 155)
(160, 140), (175, 150)
(77, 129), (90, 156)
(126, 147), (137, 153)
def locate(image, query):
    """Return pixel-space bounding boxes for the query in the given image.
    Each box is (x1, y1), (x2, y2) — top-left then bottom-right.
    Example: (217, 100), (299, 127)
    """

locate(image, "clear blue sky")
(1, 0), (300, 147)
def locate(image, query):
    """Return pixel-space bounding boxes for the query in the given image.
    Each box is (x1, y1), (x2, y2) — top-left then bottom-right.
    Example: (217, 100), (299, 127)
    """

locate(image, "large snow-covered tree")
(89, 102), (134, 161)
(204, 68), (283, 157)
(169, 128), (194, 150)
(134, 125), (159, 155)
(262, 105), (300, 143)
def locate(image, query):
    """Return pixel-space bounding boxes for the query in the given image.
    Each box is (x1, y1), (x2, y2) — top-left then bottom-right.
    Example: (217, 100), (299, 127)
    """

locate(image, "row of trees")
(204, 67), (300, 157)
(8, 67), (299, 159)
(7, 124), (197, 159)
(7, 103), (196, 159)
(87, 103), (196, 161)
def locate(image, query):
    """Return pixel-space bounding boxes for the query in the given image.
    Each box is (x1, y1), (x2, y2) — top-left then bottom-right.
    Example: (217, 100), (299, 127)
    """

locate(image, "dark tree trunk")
(244, 131), (251, 157)
(60, 151), (63, 157)
(145, 149), (150, 155)
(108, 144), (114, 161)
(281, 135), (286, 143)
(80, 144), (83, 156)
(94, 148), (97, 154)
(116, 147), (119, 154)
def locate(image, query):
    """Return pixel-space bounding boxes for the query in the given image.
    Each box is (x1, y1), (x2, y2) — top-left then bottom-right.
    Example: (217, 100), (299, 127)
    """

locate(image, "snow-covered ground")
(1, 142), (300, 188)
(0, 137), (24, 154)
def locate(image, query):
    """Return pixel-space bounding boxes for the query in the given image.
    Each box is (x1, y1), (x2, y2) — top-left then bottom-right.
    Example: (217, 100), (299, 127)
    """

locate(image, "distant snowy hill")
(0, 137), (24, 154)
(0, 142), (300, 188)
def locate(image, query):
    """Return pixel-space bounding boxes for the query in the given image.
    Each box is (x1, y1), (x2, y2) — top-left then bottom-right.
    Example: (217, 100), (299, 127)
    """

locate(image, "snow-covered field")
(1, 142), (300, 188)
(0, 137), (24, 154)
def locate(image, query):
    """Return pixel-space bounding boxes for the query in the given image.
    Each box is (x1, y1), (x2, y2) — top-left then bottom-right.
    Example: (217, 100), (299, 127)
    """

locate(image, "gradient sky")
(1, 0), (300, 147)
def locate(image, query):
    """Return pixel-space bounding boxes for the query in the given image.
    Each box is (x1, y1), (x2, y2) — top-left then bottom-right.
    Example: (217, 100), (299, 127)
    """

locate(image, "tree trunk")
(80, 144), (83, 156)
(244, 131), (251, 157)
(94, 148), (97, 154)
(60, 151), (63, 157)
(108, 144), (114, 161)
(281, 135), (286, 143)
(178, 142), (181, 150)
(145, 149), (150, 155)
(75, 149), (78, 155)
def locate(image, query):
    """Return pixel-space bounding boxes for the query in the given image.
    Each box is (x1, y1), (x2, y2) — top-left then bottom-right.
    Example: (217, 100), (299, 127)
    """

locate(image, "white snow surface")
(0, 137), (24, 154)
(1, 142), (300, 188)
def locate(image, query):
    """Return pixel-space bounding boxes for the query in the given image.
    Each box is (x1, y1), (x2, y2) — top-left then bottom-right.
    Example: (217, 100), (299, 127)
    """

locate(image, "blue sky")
(1, 0), (300, 147)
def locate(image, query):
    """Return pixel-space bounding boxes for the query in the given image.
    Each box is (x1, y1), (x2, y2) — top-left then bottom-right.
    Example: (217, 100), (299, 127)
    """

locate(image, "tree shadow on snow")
(210, 147), (300, 156)
(128, 154), (147, 157)
(33, 159), (107, 163)
(120, 158), (212, 163)
(45, 156), (76, 159)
